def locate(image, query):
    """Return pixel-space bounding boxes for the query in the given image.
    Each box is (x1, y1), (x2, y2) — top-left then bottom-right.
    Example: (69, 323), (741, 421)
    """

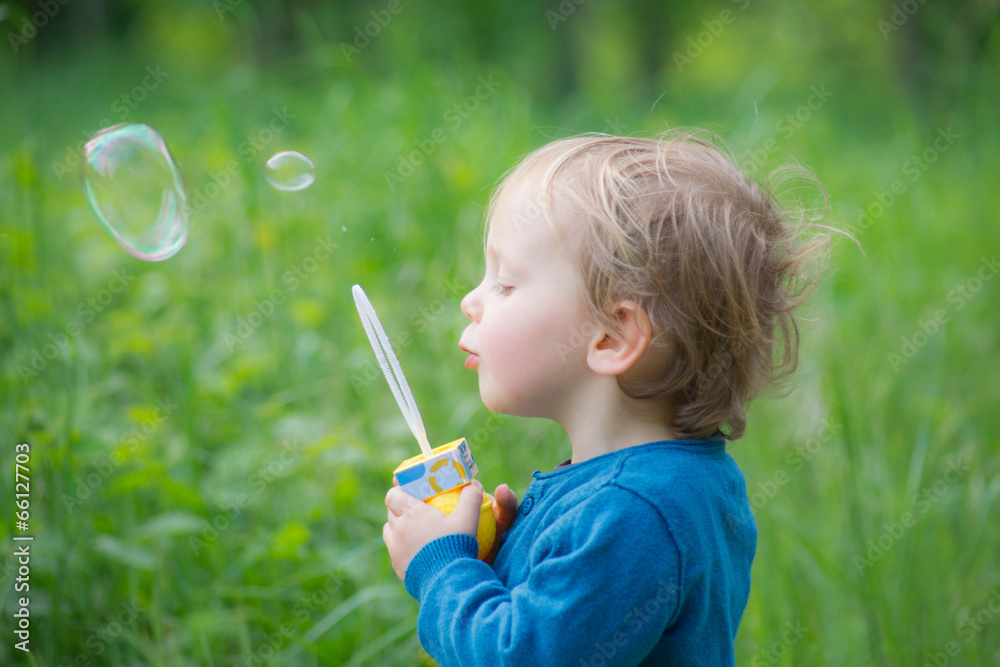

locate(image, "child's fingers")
(453, 480), (484, 532)
(495, 483), (518, 509)
(484, 485), (514, 566)
(385, 486), (425, 517)
(494, 483), (518, 521)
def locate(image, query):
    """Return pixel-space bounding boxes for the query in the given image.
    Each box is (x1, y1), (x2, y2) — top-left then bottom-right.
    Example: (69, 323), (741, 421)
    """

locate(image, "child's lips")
(459, 343), (479, 370)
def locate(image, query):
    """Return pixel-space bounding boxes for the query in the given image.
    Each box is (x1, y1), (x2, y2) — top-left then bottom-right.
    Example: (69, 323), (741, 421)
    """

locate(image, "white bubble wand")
(352, 284), (433, 458)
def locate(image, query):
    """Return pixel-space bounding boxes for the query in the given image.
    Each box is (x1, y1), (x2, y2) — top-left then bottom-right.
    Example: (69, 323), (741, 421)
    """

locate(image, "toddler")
(384, 131), (828, 666)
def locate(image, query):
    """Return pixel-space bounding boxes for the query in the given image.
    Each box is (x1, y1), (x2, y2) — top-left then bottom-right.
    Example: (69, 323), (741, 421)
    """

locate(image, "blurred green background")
(1, 0), (998, 664)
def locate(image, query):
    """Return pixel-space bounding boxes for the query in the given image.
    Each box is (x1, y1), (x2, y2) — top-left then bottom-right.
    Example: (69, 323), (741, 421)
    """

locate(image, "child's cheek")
(481, 317), (515, 378)
(479, 316), (530, 395)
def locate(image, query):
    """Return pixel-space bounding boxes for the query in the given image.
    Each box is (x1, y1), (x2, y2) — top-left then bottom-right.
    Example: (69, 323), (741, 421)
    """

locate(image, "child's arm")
(398, 488), (682, 667)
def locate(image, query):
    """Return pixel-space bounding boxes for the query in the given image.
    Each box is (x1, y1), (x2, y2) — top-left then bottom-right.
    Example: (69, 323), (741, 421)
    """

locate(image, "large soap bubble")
(82, 123), (189, 261)
(264, 151), (316, 192)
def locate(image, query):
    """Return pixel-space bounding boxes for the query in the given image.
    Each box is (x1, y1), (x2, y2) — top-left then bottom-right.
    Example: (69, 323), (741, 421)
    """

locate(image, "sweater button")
(522, 497), (534, 515)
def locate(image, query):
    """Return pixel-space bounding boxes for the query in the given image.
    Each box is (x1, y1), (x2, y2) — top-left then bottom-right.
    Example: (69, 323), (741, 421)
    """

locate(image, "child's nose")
(461, 285), (482, 322)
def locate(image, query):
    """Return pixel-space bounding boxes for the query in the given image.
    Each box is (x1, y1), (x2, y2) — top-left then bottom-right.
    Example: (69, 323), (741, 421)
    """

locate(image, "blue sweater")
(403, 438), (757, 666)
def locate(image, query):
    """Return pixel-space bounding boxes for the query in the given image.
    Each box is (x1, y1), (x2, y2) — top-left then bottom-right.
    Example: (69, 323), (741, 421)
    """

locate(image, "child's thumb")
(495, 483), (518, 512)
(454, 480), (484, 532)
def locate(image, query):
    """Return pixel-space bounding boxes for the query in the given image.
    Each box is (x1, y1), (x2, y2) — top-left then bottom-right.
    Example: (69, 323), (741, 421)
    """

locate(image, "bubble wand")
(352, 284), (495, 559)
(352, 284), (432, 458)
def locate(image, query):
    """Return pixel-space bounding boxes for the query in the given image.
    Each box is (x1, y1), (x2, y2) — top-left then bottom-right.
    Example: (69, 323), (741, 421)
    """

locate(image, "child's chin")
(480, 396), (532, 420)
(480, 394), (503, 413)
(479, 389), (512, 416)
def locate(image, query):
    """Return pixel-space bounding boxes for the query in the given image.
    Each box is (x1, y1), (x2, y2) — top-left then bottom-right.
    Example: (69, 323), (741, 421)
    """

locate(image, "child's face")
(460, 178), (596, 419)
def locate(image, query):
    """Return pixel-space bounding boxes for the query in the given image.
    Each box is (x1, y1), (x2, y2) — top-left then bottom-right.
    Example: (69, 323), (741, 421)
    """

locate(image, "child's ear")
(586, 301), (652, 376)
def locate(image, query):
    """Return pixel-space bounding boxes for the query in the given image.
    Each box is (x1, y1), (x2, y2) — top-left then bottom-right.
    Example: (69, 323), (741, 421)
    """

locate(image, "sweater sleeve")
(403, 487), (682, 667)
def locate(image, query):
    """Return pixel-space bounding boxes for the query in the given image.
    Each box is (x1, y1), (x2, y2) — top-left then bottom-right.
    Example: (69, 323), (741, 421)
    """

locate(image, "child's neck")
(558, 380), (676, 464)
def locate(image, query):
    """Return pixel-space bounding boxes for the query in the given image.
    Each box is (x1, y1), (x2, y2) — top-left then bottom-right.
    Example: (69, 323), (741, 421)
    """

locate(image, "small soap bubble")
(82, 123), (188, 261)
(265, 151), (315, 192)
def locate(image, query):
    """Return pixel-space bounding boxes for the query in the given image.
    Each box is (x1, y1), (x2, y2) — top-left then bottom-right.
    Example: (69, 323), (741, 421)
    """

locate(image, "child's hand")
(484, 483), (518, 566)
(383, 480), (485, 581)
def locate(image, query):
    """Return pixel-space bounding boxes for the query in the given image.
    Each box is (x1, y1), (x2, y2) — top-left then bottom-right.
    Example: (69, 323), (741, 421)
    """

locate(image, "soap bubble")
(265, 151), (315, 192)
(82, 123), (188, 261)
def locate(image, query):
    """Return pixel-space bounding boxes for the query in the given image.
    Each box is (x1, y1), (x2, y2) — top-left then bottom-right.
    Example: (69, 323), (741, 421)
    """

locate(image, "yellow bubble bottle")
(393, 438), (496, 560)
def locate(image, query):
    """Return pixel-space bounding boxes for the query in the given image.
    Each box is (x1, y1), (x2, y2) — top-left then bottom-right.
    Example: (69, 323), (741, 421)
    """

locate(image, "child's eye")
(492, 283), (513, 296)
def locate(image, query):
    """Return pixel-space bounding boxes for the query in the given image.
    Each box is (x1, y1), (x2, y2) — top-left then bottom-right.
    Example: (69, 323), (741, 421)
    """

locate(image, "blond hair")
(486, 131), (831, 440)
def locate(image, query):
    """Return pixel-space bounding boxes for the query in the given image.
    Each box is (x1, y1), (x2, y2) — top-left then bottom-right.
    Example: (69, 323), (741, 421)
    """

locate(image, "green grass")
(1, 11), (998, 666)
